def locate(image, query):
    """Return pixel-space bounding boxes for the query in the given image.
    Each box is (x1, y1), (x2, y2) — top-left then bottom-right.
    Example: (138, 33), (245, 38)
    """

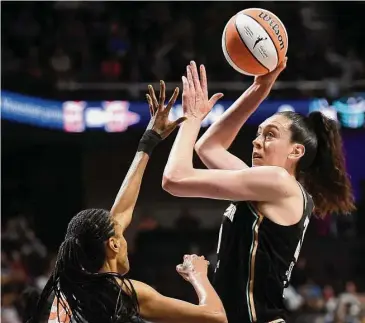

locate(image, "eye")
(265, 132), (275, 139)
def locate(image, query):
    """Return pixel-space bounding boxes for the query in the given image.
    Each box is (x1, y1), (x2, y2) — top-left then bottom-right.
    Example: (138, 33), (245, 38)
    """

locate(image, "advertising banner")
(1, 90), (364, 132)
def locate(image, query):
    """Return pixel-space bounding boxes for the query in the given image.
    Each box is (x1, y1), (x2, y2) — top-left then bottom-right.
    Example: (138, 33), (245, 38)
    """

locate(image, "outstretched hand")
(254, 57), (288, 87)
(146, 81), (187, 139)
(182, 61), (224, 121)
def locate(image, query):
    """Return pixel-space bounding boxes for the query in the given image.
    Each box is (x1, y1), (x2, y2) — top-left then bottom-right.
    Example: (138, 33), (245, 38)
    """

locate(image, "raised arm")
(195, 59), (287, 170)
(130, 255), (227, 323)
(163, 61), (295, 204)
(110, 81), (185, 230)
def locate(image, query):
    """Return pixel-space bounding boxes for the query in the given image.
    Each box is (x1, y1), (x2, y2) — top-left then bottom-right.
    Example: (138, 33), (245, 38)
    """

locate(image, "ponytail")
(278, 111), (355, 217)
(301, 112), (355, 216)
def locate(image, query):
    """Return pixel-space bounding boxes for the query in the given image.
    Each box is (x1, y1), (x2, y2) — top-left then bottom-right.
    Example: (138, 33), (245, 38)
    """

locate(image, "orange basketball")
(222, 8), (288, 76)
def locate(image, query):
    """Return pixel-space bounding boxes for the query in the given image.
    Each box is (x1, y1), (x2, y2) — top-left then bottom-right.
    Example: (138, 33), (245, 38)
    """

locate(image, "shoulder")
(127, 280), (160, 301)
(240, 166), (299, 198)
(256, 175), (304, 226)
(228, 166), (298, 202)
(250, 166), (293, 181)
(240, 166), (292, 182)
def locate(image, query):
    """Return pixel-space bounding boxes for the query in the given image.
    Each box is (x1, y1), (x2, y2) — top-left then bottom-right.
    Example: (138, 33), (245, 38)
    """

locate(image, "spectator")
(50, 48), (71, 76)
(100, 54), (121, 80)
(335, 281), (362, 323)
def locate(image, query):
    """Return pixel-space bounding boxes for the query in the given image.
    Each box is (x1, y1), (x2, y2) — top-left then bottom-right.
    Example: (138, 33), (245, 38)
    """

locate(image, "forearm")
(196, 83), (271, 150)
(163, 118), (201, 178)
(190, 274), (225, 314)
(110, 151), (149, 226)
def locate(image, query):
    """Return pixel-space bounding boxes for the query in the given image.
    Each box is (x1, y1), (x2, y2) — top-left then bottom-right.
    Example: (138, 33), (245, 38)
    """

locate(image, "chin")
(252, 159), (264, 167)
(123, 261), (130, 274)
(123, 267), (130, 275)
(118, 260), (130, 275)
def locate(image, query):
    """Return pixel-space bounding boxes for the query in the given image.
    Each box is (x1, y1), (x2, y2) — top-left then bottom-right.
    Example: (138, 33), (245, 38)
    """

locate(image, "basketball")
(222, 8), (288, 76)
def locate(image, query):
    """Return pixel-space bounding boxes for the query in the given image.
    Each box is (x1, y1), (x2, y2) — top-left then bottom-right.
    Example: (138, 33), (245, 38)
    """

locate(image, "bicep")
(131, 280), (222, 323)
(196, 146), (248, 170)
(111, 209), (133, 231)
(164, 166), (292, 202)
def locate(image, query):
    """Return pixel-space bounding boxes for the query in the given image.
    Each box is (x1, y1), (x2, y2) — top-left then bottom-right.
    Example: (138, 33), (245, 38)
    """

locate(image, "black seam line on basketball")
(243, 13), (280, 65)
(223, 27), (244, 74)
(234, 19), (270, 73)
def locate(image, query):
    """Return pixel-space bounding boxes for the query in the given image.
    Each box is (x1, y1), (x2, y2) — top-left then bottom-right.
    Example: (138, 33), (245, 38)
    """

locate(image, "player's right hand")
(176, 254), (210, 281)
(146, 80), (187, 139)
(254, 57), (288, 87)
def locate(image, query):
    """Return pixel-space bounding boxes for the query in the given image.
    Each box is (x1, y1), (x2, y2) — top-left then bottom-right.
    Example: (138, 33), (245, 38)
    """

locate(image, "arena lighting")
(1, 91), (364, 132)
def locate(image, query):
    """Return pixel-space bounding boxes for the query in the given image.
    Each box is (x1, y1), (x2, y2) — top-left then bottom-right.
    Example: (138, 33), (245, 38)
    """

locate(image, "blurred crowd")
(1, 215), (52, 323)
(2, 1), (364, 88)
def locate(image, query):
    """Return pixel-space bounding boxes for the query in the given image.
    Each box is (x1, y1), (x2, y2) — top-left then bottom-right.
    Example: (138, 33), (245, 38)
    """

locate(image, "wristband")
(137, 130), (163, 156)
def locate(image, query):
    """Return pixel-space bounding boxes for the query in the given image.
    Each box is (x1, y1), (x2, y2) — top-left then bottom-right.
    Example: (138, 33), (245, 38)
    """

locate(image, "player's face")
(113, 222), (130, 275)
(252, 114), (296, 169)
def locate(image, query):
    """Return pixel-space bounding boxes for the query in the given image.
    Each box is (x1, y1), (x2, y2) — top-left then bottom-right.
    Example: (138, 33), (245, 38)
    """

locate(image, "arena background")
(2, 2), (365, 323)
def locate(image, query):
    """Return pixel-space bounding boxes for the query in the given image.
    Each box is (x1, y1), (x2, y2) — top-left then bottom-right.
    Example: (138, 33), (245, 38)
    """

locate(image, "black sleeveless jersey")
(212, 184), (314, 323)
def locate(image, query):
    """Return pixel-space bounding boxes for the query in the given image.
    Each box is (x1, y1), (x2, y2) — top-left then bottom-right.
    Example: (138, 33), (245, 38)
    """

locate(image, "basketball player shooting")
(162, 61), (355, 323)
(25, 82), (227, 323)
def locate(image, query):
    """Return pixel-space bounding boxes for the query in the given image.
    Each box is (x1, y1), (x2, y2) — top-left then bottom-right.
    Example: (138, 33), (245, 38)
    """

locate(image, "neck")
(285, 162), (297, 177)
(100, 259), (118, 273)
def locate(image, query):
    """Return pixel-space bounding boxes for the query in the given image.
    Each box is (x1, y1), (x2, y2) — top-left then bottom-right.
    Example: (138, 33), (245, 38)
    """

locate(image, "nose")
(252, 136), (263, 149)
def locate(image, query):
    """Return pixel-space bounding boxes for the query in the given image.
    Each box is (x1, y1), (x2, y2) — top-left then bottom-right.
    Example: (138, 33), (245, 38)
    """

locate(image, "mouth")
(252, 152), (262, 159)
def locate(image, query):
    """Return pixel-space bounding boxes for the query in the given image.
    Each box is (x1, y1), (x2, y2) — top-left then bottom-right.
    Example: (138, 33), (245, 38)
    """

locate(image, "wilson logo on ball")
(258, 12), (285, 50)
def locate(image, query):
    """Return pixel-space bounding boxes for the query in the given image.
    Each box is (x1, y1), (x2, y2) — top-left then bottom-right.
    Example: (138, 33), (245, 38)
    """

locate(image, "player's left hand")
(146, 80), (187, 139)
(182, 61), (224, 121)
(176, 254), (210, 282)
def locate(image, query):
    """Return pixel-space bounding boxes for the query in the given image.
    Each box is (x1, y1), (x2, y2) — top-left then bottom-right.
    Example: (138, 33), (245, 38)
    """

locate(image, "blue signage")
(1, 90), (364, 132)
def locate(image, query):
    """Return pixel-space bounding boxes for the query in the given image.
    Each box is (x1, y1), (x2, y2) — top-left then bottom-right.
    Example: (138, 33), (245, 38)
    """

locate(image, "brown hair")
(278, 111), (355, 217)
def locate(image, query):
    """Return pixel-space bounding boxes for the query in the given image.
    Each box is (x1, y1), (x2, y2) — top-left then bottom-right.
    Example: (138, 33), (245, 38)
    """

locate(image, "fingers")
(178, 254), (210, 276)
(146, 94), (154, 116)
(159, 80), (166, 110)
(182, 254), (207, 262)
(186, 66), (195, 93)
(182, 76), (188, 91)
(165, 87), (179, 114)
(208, 93), (224, 107)
(190, 61), (202, 93)
(170, 116), (187, 128)
(277, 57), (288, 72)
(176, 265), (190, 281)
(182, 76), (189, 102)
(199, 64), (208, 98)
(148, 85), (159, 109)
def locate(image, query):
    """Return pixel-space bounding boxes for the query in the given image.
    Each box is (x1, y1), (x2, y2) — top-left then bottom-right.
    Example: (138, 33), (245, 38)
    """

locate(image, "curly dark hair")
(26, 209), (139, 323)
